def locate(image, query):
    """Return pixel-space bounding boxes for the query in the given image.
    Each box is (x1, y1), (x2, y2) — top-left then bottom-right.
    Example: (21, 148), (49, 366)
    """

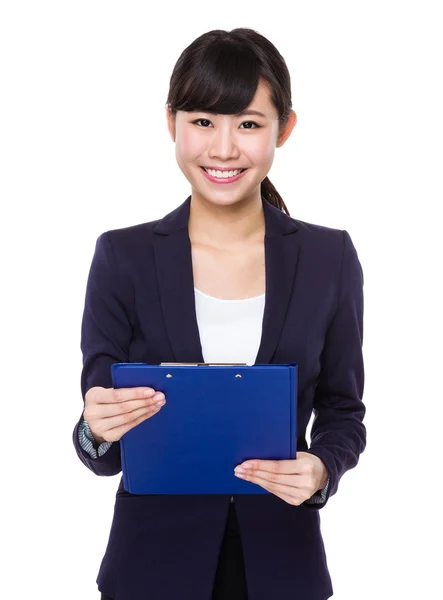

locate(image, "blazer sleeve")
(72, 231), (134, 476)
(303, 229), (366, 510)
(78, 415), (114, 458)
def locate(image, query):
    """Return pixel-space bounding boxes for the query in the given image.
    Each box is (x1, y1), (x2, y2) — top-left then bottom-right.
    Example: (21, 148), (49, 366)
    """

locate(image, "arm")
(72, 231), (134, 476)
(303, 230), (366, 510)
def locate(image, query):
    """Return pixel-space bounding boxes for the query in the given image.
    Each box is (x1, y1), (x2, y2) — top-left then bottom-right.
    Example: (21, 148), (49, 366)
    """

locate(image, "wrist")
(318, 475), (328, 492)
(82, 417), (106, 447)
(313, 457), (329, 491)
(92, 432), (106, 446)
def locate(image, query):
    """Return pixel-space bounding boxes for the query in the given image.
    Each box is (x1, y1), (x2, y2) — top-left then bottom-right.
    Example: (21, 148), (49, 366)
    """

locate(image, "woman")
(73, 28), (366, 600)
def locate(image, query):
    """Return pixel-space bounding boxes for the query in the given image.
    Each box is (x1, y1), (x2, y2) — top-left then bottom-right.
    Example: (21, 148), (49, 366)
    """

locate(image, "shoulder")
(289, 216), (363, 286)
(105, 218), (160, 244)
(89, 220), (161, 277)
(291, 215), (344, 239)
(288, 215), (347, 260)
(96, 219), (160, 260)
(283, 214), (363, 282)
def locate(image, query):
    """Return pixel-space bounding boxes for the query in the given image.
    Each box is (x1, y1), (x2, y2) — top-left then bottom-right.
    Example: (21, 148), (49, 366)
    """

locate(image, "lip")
(200, 166), (248, 184)
(202, 166), (246, 172)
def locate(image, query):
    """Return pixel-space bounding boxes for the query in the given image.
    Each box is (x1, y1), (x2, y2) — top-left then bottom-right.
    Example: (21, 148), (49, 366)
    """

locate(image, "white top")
(194, 287), (266, 503)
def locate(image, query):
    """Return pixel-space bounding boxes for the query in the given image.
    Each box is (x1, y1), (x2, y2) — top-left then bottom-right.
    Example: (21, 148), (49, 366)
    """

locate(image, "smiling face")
(166, 78), (296, 208)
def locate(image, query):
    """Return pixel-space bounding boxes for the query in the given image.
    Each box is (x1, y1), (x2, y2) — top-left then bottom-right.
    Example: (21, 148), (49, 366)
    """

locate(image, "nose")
(207, 124), (241, 162)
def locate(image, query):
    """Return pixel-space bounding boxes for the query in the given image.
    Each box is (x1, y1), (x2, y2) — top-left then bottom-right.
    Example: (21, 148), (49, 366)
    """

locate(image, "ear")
(166, 104), (176, 142)
(276, 110), (297, 148)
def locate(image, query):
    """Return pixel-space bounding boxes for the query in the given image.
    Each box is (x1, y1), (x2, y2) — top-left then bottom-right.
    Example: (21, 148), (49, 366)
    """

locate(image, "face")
(166, 78), (296, 208)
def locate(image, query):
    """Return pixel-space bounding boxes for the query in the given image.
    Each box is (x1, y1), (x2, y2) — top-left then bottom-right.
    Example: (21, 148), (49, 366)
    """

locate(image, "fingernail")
(153, 393), (165, 401)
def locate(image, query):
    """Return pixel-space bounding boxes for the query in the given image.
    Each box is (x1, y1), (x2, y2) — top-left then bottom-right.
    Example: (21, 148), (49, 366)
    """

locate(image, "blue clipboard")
(111, 362), (298, 495)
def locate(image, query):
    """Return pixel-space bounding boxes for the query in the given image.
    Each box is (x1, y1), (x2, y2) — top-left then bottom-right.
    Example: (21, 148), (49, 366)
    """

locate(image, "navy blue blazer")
(73, 194), (366, 600)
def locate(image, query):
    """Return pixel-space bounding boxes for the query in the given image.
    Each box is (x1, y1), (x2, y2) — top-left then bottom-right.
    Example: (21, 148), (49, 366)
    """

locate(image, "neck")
(188, 193), (265, 249)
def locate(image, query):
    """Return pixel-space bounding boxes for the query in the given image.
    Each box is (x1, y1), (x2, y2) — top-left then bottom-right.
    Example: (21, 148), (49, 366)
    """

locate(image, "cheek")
(243, 136), (275, 166)
(254, 148), (274, 165)
(176, 132), (205, 160)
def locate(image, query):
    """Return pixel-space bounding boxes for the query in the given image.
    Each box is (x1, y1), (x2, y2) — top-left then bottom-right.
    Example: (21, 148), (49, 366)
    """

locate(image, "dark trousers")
(101, 501), (248, 600)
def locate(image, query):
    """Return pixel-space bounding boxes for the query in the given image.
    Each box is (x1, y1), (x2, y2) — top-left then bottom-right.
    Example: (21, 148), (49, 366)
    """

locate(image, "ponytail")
(261, 177), (290, 216)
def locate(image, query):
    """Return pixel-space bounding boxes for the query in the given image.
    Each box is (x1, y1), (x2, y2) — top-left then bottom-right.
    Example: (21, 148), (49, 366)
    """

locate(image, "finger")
(238, 459), (301, 475)
(235, 470), (301, 493)
(106, 387), (157, 403)
(252, 480), (305, 507)
(235, 472), (307, 505)
(105, 406), (164, 442)
(98, 404), (164, 440)
(86, 393), (165, 419)
(235, 468), (305, 488)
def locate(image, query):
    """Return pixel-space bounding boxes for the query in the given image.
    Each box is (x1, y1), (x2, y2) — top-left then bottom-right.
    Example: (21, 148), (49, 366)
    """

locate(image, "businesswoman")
(73, 28), (366, 600)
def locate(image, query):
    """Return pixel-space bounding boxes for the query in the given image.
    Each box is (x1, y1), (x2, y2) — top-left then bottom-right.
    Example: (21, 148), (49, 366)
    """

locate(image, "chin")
(194, 190), (257, 208)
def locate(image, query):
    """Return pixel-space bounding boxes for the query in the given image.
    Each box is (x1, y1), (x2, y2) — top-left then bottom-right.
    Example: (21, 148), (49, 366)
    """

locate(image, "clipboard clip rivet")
(235, 374), (242, 378)
(166, 374), (172, 378)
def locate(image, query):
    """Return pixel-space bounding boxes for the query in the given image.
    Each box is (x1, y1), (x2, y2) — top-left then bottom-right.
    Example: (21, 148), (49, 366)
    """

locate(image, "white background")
(1, 1), (442, 599)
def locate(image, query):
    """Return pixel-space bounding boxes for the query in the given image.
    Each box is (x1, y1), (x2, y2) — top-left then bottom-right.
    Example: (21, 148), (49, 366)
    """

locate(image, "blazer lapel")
(152, 195), (300, 365)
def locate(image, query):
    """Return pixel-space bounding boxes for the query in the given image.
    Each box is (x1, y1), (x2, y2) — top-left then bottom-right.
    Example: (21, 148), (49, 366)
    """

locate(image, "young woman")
(73, 27), (366, 600)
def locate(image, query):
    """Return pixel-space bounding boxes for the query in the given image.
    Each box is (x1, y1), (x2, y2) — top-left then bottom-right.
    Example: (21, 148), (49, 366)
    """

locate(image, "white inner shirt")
(194, 287), (266, 503)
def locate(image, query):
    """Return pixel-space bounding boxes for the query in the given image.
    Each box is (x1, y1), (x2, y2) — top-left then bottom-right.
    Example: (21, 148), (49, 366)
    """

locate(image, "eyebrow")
(236, 109), (267, 118)
(192, 109), (267, 118)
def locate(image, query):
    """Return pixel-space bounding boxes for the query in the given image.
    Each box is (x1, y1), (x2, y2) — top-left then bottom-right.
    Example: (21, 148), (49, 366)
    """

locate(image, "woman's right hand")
(83, 386), (166, 445)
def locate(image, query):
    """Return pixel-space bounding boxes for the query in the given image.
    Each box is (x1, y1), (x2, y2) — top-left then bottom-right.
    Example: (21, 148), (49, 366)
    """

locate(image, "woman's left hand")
(234, 452), (329, 506)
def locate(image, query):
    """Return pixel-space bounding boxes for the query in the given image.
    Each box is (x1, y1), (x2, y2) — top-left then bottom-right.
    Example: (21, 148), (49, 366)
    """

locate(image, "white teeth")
(203, 168), (244, 178)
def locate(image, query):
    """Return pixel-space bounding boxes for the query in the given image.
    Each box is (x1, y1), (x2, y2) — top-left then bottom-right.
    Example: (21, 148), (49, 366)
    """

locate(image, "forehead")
(246, 79), (275, 113)
(179, 78), (277, 119)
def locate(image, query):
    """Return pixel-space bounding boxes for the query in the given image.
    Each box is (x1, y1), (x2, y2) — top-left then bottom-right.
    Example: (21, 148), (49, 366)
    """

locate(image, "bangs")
(171, 42), (261, 115)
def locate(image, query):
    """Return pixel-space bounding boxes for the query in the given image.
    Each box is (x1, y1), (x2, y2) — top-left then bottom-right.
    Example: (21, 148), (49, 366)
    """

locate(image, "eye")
(240, 121), (260, 129)
(192, 119), (260, 129)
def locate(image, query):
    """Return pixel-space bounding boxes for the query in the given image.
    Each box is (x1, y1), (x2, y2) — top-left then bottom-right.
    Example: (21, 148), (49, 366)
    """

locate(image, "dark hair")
(166, 28), (293, 216)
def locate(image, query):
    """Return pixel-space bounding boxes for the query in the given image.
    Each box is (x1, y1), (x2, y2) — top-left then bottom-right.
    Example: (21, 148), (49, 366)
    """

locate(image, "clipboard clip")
(160, 362), (248, 366)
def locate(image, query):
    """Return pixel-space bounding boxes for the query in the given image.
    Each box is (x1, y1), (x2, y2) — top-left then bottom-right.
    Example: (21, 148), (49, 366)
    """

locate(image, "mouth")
(200, 166), (248, 184)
